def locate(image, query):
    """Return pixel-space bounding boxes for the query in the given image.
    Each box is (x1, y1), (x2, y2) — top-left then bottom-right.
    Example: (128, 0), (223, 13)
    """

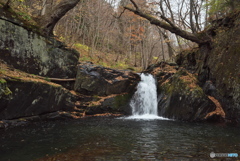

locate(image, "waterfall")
(130, 73), (158, 115)
(127, 73), (169, 120)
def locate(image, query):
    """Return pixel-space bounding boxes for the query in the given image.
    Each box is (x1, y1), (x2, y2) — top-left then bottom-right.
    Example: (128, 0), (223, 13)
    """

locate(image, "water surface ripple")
(0, 117), (239, 160)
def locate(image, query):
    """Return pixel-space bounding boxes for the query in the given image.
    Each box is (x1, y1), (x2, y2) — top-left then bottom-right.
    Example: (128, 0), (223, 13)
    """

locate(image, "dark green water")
(0, 117), (239, 161)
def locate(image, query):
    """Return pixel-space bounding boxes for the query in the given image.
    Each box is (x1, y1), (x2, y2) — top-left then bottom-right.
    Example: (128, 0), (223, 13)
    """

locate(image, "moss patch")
(114, 93), (132, 109)
(160, 69), (204, 98)
(0, 78), (6, 84)
(0, 78), (12, 98)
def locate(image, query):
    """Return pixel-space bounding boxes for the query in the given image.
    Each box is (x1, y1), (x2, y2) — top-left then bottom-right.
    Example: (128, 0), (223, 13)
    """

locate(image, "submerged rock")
(74, 62), (140, 96)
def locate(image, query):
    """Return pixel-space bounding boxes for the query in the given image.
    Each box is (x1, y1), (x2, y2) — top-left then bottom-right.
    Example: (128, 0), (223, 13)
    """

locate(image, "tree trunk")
(40, 0), (47, 16)
(38, 0), (81, 36)
(190, 0), (196, 33)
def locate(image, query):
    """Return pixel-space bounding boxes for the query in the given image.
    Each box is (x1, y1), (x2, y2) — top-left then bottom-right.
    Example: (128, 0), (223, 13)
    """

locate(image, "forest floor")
(71, 43), (143, 72)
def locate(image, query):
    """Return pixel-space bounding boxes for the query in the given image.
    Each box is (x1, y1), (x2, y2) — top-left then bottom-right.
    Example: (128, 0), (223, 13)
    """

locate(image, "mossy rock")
(114, 93), (132, 111)
(158, 69), (215, 121)
(0, 78), (12, 98)
(0, 79), (12, 111)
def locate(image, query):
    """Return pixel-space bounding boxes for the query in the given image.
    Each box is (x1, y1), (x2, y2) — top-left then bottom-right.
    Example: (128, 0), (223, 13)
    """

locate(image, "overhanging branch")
(124, 6), (209, 44)
(130, 0), (139, 10)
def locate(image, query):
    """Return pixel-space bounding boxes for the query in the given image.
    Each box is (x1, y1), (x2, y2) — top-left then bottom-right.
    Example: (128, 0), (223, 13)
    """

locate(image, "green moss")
(0, 79), (12, 96)
(0, 79), (6, 84)
(44, 77), (50, 82)
(191, 86), (204, 97)
(80, 56), (92, 62)
(160, 69), (205, 98)
(114, 94), (132, 109)
(74, 43), (90, 51)
(4, 87), (12, 95)
(160, 82), (174, 95)
(93, 95), (100, 101)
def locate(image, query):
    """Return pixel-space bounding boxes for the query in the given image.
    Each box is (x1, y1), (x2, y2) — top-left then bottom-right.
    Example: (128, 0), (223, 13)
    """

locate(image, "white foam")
(124, 114), (171, 120)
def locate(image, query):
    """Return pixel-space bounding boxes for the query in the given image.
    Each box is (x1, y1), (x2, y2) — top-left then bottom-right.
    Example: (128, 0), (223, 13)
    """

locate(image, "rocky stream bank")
(1, 8), (240, 127)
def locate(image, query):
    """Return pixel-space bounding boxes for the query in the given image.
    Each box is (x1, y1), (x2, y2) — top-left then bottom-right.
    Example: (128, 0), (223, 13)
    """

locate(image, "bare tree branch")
(113, 8), (126, 19)
(124, 6), (209, 44)
(130, 0), (139, 10)
(38, 0), (81, 36)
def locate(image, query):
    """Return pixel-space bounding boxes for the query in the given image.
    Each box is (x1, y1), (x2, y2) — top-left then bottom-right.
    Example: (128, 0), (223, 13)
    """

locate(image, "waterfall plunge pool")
(1, 74), (239, 160)
(0, 117), (239, 161)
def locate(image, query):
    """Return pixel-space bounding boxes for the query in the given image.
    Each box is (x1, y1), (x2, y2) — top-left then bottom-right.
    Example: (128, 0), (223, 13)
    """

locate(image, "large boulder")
(0, 74), (76, 120)
(74, 62), (140, 96)
(0, 10), (79, 78)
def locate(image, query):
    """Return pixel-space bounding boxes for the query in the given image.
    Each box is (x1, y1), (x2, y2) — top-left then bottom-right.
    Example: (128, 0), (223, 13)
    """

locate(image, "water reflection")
(0, 118), (239, 161)
(133, 122), (159, 160)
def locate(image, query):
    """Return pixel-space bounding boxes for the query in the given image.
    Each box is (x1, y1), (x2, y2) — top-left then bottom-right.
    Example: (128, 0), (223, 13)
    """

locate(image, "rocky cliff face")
(175, 12), (240, 123)
(145, 63), (222, 122)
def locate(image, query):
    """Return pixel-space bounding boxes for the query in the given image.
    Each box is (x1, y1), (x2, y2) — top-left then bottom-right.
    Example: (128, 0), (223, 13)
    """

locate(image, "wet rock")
(0, 78), (77, 120)
(84, 93), (133, 115)
(175, 49), (198, 72)
(148, 63), (216, 121)
(0, 78), (12, 110)
(174, 15), (240, 122)
(74, 62), (140, 96)
(203, 80), (217, 96)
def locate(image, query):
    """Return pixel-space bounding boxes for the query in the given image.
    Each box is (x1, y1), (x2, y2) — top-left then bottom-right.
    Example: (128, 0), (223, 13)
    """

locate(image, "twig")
(113, 8), (126, 19)
(130, 0), (139, 10)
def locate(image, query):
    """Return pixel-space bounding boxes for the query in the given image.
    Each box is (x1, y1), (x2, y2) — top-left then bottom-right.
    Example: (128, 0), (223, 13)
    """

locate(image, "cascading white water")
(128, 73), (169, 120)
(130, 73), (158, 115)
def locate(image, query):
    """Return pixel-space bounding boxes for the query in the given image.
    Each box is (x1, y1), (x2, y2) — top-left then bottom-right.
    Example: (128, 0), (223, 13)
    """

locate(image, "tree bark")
(158, 28), (174, 59)
(40, 0), (48, 16)
(124, 6), (209, 45)
(38, 0), (81, 36)
(190, 0), (196, 33)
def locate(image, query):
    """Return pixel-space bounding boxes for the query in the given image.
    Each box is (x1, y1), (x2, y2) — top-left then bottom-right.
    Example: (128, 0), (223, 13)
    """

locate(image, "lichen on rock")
(0, 13), (79, 79)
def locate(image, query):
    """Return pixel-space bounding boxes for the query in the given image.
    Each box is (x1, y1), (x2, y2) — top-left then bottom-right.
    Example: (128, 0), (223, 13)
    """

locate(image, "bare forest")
(1, 0), (238, 71)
